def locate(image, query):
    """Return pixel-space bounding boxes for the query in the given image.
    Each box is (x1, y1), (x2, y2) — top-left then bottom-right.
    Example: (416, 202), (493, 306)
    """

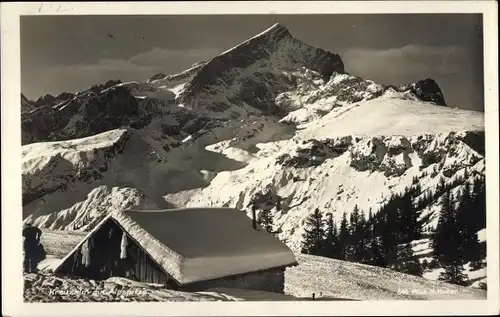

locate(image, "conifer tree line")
(300, 172), (486, 285)
(432, 173), (486, 285)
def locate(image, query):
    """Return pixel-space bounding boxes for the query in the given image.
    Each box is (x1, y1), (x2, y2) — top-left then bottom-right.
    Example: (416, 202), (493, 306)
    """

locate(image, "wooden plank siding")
(180, 266), (287, 294)
(56, 218), (178, 288)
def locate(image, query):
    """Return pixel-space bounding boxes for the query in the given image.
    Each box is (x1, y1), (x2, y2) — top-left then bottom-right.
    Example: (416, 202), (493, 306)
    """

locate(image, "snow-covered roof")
(55, 208), (297, 285)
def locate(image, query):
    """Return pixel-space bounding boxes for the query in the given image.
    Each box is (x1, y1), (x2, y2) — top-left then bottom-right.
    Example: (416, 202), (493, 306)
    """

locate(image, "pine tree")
(373, 207), (384, 237)
(456, 181), (479, 264)
(332, 221), (340, 257)
(363, 207), (385, 266)
(367, 234), (386, 266)
(322, 212), (340, 258)
(439, 264), (469, 286)
(338, 212), (350, 260)
(347, 205), (362, 262)
(432, 190), (454, 264)
(473, 176), (487, 265)
(409, 184), (424, 241)
(412, 175), (419, 185)
(471, 176), (486, 231)
(394, 243), (423, 276)
(436, 177), (447, 194)
(301, 208), (326, 255)
(357, 209), (370, 263)
(417, 190), (431, 210)
(433, 190), (470, 285)
(460, 171), (467, 183)
(350, 205), (360, 228)
(467, 233), (483, 270)
(461, 178), (486, 268)
(398, 188), (415, 243)
(381, 204), (399, 266)
(422, 259), (429, 270)
(258, 209), (274, 233)
(412, 182), (422, 197)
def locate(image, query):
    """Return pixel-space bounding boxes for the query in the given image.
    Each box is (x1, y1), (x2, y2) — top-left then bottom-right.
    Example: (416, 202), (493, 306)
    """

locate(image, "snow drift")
(285, 254), (486, 300)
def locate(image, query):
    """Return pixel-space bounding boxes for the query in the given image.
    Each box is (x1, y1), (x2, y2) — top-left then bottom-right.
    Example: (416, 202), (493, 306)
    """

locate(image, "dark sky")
(21, 14), (484, 111)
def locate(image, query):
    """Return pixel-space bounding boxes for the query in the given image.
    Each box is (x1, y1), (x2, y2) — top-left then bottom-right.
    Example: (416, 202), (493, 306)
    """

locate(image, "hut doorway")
(79, 219), (127, 280)
(58, 218), (176, 288)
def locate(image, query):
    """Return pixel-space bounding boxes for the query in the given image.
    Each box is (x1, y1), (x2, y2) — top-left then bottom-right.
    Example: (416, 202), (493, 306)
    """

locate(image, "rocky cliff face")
(178, 23), (345, 114)
(21, 82), (177, 145)
(277, 132), (483, 178)
(411, 78), (447, 106)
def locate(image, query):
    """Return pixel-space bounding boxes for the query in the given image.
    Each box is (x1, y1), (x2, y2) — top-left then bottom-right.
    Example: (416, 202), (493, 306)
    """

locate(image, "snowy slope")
(412, 237), (487, 288)
(297, 96), (483, 139)
(167, 123), (484, 251)
(278, 73), (447, 126)
(22, 129), (176, 229)
(21, 23), (486, 290)
(285, 254), (486, 300)
(39, 229), (86, 258)
(27, 255), (485, 302)
(22, 129), (128, 203)
(24, 273), (244, 302)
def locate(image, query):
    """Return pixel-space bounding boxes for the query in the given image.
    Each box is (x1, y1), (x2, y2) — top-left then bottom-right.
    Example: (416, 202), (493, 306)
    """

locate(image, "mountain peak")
(21, 93), (30, 102)
(248, 23), (291, 41)
(178, 23), (345, 110)
(216, 23), (292, 57)
(412, 78), (447, 106)
(266, 22), (287, 31)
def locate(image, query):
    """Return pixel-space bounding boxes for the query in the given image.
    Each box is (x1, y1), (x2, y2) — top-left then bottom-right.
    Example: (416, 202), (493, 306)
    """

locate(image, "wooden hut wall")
(181, 266), (287, 293)
(55, 219), (121, 280)
(56, 219), (177, 288)
(124, 234), (177, 287)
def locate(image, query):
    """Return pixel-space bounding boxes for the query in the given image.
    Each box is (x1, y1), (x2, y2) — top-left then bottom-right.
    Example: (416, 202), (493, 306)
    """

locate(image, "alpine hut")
(54, 208), (297, 293)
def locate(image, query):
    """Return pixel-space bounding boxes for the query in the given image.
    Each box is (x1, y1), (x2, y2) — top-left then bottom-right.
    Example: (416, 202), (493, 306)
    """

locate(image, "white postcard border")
(1, 1), (498, 316)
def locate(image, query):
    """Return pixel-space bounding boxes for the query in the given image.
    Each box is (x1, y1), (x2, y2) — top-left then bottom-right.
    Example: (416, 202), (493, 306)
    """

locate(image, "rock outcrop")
(411, 78), (447, 106)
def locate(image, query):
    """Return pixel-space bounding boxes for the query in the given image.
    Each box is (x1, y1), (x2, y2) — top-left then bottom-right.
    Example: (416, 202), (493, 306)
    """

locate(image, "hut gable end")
(54, 217), (179, 287)
(54, 208), (297, 291)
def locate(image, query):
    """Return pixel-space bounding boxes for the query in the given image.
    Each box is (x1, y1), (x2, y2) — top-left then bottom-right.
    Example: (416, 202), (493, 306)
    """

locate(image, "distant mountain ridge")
(21, 24), (446, 146)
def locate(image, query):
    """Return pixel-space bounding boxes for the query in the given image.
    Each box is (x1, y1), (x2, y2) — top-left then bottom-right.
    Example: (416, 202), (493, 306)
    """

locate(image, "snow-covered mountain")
(22, 23), (485, 281)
